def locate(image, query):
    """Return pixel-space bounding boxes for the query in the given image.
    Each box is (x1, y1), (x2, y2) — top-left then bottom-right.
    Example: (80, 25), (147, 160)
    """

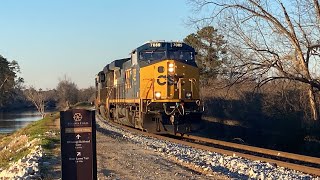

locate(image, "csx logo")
(157, 75), (174, 85)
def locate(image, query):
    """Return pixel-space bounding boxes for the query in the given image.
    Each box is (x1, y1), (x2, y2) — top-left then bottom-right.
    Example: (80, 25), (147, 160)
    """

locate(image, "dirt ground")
(96, 131), (219, 180)
(42, 118), (227, 180)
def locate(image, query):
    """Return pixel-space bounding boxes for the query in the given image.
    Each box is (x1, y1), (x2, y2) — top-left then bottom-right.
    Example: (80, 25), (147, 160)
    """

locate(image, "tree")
(189, 0), (320, 121)
(183, 26), (227, 79)
(0, 56), (23, 108)
(56, 76), (79, 109)
(78, 86), (95, 103)
(24, 87), (47, 118)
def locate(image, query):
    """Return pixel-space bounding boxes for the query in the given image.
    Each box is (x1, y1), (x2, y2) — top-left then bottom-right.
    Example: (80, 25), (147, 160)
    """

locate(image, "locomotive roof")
(133, 41), (195, 53)
(103, 58), (130, 72)
(101, 41), (196, 72)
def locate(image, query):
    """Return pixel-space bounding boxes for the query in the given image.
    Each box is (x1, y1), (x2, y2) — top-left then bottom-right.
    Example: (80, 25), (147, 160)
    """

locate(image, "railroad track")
(171, 134), (320, 177)
(96, 115), (320, 177)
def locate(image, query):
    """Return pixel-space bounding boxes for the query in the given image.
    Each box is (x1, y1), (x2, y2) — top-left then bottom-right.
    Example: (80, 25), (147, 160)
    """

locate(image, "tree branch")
(313, 0), (320, 25)
(0, 77), (9, 89)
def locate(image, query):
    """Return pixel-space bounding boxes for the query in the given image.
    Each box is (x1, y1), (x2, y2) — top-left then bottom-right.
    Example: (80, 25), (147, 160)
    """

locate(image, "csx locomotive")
(95, 41), (203, 134)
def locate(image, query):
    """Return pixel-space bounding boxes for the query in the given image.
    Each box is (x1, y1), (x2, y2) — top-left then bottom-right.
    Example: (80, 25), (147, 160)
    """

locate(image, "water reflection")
(0, 111), (42, 133)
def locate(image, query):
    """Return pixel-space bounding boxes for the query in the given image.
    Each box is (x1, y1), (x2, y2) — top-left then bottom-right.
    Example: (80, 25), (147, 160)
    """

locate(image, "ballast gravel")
(96, 118), (320, 180)
(96, 122), (221, 179)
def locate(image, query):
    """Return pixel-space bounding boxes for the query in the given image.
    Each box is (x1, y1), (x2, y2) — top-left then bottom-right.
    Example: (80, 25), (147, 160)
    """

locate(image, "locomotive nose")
(153, 60), (198, 101)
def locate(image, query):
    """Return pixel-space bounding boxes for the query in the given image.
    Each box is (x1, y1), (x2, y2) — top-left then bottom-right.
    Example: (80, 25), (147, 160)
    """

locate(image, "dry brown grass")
(0, 112), (60, 169)
(0, 135), (30, 168)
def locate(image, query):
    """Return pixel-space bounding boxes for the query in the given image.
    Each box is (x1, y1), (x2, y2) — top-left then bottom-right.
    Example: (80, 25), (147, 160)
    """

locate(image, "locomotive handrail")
(177, 103), (185, 115)
(189, 78), (199, 97)
(163, 103), (176, 115)
(143, 78), (154, 99)
(106, 86), (114, 98)
(163, 103), (185, 116)
(189, 78), (194, 96)
(146, 100), (152, 112)
(177, 78), (197, 99)
(177, 78), (182, 99)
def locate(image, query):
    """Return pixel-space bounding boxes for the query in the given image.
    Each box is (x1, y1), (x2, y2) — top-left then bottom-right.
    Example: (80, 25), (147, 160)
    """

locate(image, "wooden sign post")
(60, 109), (97, 180)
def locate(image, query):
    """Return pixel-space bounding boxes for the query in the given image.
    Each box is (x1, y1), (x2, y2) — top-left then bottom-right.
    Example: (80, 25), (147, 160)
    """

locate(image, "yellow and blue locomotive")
(95, 41), (203, 134)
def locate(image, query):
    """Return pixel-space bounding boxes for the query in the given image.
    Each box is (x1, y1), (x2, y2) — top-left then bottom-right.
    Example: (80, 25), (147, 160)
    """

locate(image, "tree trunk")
(308, 86), (318, 121)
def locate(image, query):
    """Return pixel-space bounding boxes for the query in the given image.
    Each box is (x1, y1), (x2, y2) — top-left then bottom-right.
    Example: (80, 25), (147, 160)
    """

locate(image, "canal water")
(0, 111), (42, 134)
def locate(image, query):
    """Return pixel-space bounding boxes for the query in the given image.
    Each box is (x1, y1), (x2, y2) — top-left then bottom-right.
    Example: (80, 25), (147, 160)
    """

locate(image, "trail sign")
(60, 109), (97, 180)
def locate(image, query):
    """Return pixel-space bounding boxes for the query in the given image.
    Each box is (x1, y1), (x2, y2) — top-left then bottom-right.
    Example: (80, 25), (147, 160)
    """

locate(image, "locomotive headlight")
(155, 91), (161, 99)
(168, 67), (174, 73)
(168, 63), (175, 73)
(185, 92), (192, 99)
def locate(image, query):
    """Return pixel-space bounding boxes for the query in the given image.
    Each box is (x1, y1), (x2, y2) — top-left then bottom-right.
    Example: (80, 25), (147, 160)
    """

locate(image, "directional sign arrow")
(76, 134), (81, 139)
(77, 152), (81, 157)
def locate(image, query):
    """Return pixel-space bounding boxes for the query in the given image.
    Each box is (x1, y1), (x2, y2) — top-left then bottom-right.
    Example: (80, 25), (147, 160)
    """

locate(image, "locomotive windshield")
(136, 42), (196, 64)
(139, 50), (194, 61)
(139, 51), (166, 61)
(168, 51), (194, 61)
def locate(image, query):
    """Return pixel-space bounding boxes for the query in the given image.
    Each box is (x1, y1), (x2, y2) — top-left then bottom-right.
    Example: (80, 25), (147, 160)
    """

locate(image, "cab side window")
(99, 72), (105, 83)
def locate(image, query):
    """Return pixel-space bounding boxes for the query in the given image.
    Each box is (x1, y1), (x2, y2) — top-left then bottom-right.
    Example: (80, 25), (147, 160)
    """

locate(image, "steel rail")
(97, 115), (320, 177)
(185, 134), (320, 165)
(168, 135), (320, 177)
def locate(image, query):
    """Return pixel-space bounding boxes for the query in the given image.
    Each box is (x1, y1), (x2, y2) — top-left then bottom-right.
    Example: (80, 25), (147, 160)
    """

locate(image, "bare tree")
(24, 87), (47, 118)
(56, 75), (79, 110)
(189, 0), (320, 121)
(78, 86), (95, 103)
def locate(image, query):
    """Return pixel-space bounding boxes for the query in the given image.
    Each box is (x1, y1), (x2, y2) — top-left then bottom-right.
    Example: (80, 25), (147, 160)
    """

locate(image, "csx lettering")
(157, 75), (166, 85)
(156, 75), (174, 85)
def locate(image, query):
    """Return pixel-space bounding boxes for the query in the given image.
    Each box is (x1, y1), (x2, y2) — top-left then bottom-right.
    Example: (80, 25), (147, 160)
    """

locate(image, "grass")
(18, 113), (58, 138)
(71, 101), (93, 109)
(0, 134), (8, 139)
(1, 105), (93, 176)
(0, 135), (31, 168)
(0, 112), (61, 169)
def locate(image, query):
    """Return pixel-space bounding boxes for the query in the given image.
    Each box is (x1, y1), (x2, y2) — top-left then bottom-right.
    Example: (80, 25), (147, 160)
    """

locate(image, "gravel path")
(96, 122), (225, 179)
(36, 116), (223, 179)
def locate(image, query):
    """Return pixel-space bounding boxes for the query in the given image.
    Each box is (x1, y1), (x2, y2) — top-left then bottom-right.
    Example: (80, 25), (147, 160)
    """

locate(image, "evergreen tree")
(0, 55), (22, 108)
(184, 26), (227, 81)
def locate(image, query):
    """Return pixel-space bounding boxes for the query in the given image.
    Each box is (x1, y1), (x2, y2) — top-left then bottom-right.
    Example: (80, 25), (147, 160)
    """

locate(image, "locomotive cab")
(97, 41), (204, 135)
(137, 41), (203, 134)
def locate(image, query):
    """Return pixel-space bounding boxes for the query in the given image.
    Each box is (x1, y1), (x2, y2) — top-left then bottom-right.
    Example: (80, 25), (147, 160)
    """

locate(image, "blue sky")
(0, 0), (194, 89)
